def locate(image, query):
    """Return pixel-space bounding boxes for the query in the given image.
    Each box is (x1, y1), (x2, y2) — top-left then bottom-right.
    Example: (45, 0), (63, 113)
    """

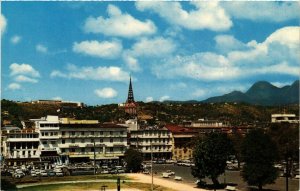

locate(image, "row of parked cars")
(99, 165), (125, 174)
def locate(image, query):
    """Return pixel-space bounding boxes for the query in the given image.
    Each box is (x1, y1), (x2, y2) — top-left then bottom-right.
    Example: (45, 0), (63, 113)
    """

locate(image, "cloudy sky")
(1, 2), (299, 105)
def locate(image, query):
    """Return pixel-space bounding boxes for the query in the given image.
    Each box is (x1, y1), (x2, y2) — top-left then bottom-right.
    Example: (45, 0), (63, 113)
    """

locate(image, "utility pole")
(94, 141), (96, 175)
(151, 142), (153, 191)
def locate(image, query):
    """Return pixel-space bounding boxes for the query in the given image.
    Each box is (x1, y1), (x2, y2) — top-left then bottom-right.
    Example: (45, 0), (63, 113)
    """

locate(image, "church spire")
(127, 76), (135, 103)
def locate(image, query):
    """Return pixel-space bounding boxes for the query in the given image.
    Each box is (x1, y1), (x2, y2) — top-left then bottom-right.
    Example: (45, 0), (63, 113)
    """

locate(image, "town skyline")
(1, 2), (299, 105)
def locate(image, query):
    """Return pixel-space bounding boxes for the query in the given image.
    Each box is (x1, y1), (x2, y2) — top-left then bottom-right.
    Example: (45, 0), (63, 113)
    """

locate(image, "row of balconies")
(59, 143), (127, 148)
(137, 142), (172, 146)
(141, 149), (172, 153)
(131, 135), (170, 138)
(6, 138), (40, 142)
(60, 134), (127, 138)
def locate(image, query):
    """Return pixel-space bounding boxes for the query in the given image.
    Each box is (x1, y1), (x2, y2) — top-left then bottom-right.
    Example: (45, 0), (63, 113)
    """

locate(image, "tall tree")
(229, 129), (244, 169)
(192, 133), (233, 189)
(241, 128), (279, 191)
(124, 148), (143, 173)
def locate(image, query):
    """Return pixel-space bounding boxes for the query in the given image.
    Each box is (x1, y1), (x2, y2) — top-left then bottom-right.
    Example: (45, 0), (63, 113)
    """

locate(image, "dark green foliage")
(229, 131), (244, 169)
(192, 133), (233, 187)
(124, 148), (143, 173)
(241, 129), (279, 190)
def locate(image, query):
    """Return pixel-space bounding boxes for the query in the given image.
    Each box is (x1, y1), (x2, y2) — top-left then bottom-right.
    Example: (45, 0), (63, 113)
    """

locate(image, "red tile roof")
(165, 124), (197, 134)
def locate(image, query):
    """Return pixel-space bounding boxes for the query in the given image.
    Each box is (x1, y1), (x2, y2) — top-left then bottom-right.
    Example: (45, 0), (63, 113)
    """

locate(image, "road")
(152, 164), (299, 191)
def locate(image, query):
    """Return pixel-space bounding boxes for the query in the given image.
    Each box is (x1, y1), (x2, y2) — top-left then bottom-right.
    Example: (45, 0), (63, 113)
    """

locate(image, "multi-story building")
(130, 126), (172, 160)
(58, 119), (128, 164)
(165, 124), (197, 161)
(271, 114), (299, 123)
(31, 100), (84, 108)
(2, 128), (40, 166)
(2, 115), (128, 166)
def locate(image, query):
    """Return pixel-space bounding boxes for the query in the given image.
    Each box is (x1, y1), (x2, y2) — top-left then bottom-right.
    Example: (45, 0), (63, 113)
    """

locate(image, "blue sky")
(1, 1), (299, 105)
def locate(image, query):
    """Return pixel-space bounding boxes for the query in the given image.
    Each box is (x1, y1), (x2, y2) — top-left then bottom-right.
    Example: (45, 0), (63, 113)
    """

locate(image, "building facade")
(271, 114), (299, 123)
(2, 116), (128, 166)
(130, 126), (172, 160)
(165, 124), (197, 161)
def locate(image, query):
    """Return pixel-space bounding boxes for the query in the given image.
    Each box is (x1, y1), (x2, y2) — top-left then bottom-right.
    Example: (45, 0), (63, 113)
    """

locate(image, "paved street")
(152, 164), (299, 191)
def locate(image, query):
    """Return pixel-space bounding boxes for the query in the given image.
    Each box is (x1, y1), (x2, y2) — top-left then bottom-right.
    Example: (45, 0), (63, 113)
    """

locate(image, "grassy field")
(17, 182), (176, 191)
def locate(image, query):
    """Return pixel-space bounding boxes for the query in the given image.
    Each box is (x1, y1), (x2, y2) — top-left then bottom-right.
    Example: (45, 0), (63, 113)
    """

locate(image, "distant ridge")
(202, 80), (299, 106)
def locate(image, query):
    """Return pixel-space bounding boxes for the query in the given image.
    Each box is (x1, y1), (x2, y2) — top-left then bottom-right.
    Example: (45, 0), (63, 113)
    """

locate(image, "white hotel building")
(130, 126), (173, 160)
(2, 116), (128, 165)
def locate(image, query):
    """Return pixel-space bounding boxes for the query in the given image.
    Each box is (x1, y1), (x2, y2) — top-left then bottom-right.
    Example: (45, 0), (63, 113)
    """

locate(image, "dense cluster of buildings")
(1, 78), (298, 166)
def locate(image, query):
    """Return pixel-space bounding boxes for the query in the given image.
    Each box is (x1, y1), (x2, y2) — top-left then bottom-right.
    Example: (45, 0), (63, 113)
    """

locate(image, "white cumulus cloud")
(8, 83), (21, 90)
(145, 97), (154, 103)
(136, 1), (232, 31)
(94, 87), (118, 98)
(52, 96), (62, 100)
(84, 4), (156, 38)
(10, 63), (40, 77)
(159, 95), (170, 102)
(123, 37), (176, 72)
(11, 35), (22, 44)
(36, 44), (48, 53)
(0, 14), (7, 35)
(153, 26), (300, 81)
(15, 75), (38, 83)
(222, 1), (299, 22)
(73, 40), (122, 59)
(50, 64), (129, 82)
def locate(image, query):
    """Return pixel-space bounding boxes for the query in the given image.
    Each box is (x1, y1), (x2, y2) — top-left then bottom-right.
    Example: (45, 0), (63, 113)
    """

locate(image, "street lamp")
(151, 142), (153, 191)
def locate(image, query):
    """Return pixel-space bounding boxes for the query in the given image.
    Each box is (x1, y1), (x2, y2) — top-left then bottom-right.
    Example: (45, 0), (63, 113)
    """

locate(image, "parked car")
(166, 170), (175, 176)
(143, 170), (150, 174)
(174, 176), (182, 181)
(40, 170), (48, 177)
(48, 170), (55, 177)
(162, 172), (170, 178)
(101, 170), (109, 174)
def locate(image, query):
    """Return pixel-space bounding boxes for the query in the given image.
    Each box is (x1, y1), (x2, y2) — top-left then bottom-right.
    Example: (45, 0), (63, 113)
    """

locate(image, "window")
(62, 140), (65, 144)
(61, 148), (65, 153)
(81, 139), (85, 143)
(62, 131), (65, 136)
(41, 132), (45, 136)
(72, 139), (75, 143)
(110, 138), (113, 143)
(71, 148), (75, 152)
(110, 147), (113, 152)
(91, 147), (95, 152)
(33, 151), (36, 155)
(72, 132), (75, 136)
(91, 131), (94, 135)
(81, 148), (85, 153)
(51, 141), (56, 145)
(45, 132), (49, 136)
(110, 131), (113, 135)
(81, 131), (84, 135)
(100, 131), (103, 135)
(120, 131), (123, 135)
(91, 139), (94, 143)
(120, 138), (123, 142)
(121, 147), (124, 152)
(100, 139), (103, 143)
(42, 141), (47, 145)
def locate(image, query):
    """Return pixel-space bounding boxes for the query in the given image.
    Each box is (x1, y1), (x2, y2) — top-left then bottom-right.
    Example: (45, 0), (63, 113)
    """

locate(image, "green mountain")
(203, 80), (299, 106)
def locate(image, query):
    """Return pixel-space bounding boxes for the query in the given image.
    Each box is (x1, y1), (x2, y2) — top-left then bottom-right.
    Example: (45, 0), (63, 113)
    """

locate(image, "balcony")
(40, 135), (59, 139)
(7, 138), (39, 142)
(69, 144), (79, 148)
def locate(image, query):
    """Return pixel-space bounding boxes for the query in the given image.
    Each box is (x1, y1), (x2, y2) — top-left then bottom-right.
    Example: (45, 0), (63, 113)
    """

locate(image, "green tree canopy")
(124, 148), (143, 173)
(192, 132), (233, 188)
(241, 128), (279, 190)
